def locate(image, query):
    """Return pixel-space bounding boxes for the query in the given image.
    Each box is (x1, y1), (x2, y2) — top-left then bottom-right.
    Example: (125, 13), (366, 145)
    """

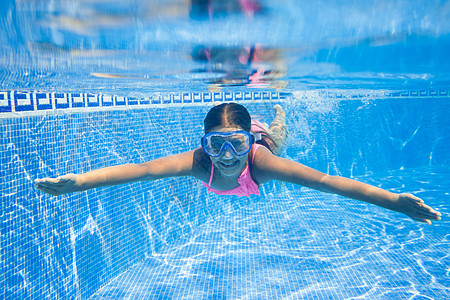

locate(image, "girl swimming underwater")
(35, 103), (441, 225)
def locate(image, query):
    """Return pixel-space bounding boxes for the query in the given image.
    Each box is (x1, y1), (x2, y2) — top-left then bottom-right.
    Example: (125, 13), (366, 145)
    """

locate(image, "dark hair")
(204, 103), (251, 133)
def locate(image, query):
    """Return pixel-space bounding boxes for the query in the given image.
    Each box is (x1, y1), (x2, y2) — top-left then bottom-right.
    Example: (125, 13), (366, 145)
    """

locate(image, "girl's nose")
(220, 144), (235, 159)
(222, 147), (234, 159)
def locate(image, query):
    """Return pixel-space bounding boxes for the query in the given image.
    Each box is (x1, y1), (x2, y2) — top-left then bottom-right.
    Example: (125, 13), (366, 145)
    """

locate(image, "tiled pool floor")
(91, 168), (449, 300)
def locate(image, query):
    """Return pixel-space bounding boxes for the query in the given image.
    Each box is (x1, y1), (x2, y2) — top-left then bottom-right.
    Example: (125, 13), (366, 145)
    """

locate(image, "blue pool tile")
(0, 92), (12, 112)
(223, 92), (233, 101)
(193, 93), (202, 103)
(243, 92), (253, 100)
(71, 93), (85, 108)
(1, 91), (449, 300)
(87, 94), (100, 107)
(182, 93), (192, 103)
(173, 94), (182, 103)
(203, 93), (212, 102)
(101, 95), (114, 107)
(162, 94), (172, 104)
(14, 91), (34, 111)
(54, 93), (69, 109)
(140, 98), (151, 105)
(213, 93), (222, 101)
(128, 97), (139, 105)
(151, 96), (162, 104)
(234, 92), (243, 101)
(115, 96), (126, 106)
(36, 93), (52, 110)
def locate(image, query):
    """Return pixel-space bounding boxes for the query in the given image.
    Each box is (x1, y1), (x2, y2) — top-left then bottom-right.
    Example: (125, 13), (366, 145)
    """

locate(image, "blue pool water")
(1, 1), (450, 299)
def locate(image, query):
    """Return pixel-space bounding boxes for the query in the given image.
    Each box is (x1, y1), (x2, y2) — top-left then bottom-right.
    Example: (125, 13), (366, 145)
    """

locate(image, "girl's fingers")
(36, 178), (71, 187)
(416, 205), (440, 216)
(408, 193), (424, 201)
(423, 219), (432, 225)
(35, 184), (59, 196)
(48, 181), (69, 186)
(409, 198), (426, 208)
(416, 211), (440, 220)
(413, 203), (441, 218)
(412, 216), (432, 225)
(422, 208), (441, 217)
(406, 195), (441, 217)
(35, 178), (58, 186)
(56, 176), (72, 182)
(35, 182), (57, 192)
(35, 176), (76, 196)
(37, 177), (59, 183)
(409, 195), (423, 202)
(36, 181), (60, 189)
(399, 194), (441, 224)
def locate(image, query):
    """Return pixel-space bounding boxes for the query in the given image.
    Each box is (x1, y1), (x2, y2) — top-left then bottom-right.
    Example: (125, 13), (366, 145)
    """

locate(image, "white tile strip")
(0, 89), (448, 119)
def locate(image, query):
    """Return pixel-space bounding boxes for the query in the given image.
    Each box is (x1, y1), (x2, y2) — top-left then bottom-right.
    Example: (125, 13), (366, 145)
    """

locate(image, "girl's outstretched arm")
(253, 147), (442, 225)
(35, 149), (198, 196)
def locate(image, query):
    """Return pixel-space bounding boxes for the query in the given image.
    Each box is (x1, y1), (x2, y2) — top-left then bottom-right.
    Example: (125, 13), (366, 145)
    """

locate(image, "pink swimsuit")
(204, 143), (263, 197)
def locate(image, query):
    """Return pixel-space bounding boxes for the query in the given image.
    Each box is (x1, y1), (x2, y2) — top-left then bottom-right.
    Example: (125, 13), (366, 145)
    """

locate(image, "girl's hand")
(34, 174), (80, 196)
(394, 193), (442, 225)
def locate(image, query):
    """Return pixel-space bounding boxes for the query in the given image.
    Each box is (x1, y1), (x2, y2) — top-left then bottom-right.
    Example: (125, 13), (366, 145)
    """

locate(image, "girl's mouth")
(219, 160), (239, 169)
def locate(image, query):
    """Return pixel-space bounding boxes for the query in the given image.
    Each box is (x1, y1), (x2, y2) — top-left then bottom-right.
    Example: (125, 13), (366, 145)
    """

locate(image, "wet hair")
(204, 103), (251, 133)
(203, 102), (277, 154)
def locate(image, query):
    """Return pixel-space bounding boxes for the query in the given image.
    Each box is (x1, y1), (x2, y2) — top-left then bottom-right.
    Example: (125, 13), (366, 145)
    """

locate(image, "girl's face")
(208, 126), (249, 178)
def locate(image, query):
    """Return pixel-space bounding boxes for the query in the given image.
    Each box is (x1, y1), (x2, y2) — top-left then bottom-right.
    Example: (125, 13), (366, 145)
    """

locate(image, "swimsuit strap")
(251, 143), (260, 160)
(248, 143), (261, 185)
(208, 162), (214, 186)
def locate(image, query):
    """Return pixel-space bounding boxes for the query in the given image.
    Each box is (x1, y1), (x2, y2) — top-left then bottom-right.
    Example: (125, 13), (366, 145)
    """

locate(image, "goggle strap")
(253, 132), (262, 141)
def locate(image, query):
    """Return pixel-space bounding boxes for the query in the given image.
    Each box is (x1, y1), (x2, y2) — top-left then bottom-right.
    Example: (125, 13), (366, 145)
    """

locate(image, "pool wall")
(1, 90), (449, 299)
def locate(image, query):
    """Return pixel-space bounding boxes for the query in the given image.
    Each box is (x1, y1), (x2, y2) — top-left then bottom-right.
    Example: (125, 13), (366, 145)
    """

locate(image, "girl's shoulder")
(252, 143), (273, 161)
(191, 147), (212, 182)
(251, 144), (279, 184)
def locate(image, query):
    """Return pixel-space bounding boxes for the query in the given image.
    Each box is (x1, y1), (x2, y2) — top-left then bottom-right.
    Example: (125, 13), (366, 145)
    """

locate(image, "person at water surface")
(35, 103), (442, 225)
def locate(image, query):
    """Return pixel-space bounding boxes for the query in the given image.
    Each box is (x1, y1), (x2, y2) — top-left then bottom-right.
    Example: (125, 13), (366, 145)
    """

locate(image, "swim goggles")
(201, 130), (255, 157)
